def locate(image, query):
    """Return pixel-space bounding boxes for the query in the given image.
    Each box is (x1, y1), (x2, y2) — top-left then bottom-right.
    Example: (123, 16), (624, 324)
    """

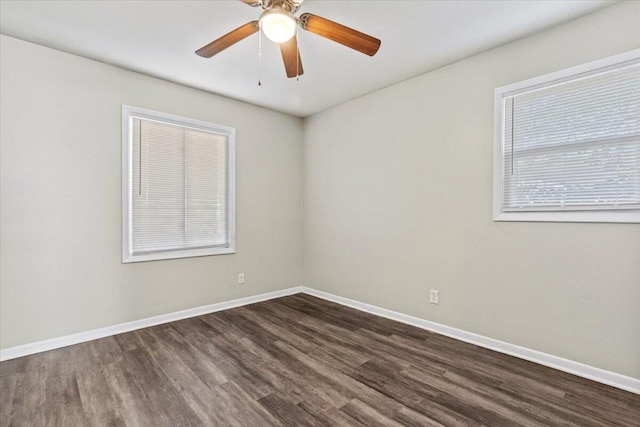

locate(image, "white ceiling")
(0, 0), (615, 117)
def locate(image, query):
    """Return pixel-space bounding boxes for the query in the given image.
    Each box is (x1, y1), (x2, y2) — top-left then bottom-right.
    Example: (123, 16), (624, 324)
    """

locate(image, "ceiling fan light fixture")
(259, 6), (297, 43)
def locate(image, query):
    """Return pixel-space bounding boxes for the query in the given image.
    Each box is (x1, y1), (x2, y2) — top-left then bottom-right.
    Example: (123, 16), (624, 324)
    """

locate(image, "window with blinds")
(122, 106), (235, 262)
(494, 50), (640, 223)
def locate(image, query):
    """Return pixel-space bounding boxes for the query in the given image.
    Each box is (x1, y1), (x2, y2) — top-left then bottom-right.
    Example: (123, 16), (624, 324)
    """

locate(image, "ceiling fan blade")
(280, 35), (304, 78)
(238, 0), (262, 7)
(196, 21), (259, 58)
(299, 13), (381, 57)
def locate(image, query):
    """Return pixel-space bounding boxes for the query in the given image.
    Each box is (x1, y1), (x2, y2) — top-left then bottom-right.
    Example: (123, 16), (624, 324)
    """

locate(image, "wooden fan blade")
(280, 36), (304, 78)
(196, 21), (259, 58)
(299, 13), (381, 56)
(238, 0), (262, 6)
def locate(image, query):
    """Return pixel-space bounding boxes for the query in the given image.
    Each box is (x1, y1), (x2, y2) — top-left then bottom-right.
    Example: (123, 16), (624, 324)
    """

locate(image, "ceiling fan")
(195, 0), (381, 79)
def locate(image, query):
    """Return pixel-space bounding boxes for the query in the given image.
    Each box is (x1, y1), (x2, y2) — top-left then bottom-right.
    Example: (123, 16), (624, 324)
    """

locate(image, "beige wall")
(0, 35), (304, 349)
(304, 2), (640, 379)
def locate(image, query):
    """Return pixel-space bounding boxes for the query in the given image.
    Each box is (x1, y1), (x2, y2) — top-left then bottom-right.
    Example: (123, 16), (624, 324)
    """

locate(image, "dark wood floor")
(1, 294), (638, 426)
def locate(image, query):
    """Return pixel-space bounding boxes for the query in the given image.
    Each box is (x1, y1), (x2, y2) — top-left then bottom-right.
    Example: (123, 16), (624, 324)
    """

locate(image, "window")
(493, 50), (640, 223)
(122, 106), (235, 262)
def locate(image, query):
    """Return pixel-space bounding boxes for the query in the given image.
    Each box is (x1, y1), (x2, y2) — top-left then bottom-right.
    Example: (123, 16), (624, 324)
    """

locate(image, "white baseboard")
(2, 285), (638, 395)
(301, 287), (640, 395)
(0, 286), (302, 362)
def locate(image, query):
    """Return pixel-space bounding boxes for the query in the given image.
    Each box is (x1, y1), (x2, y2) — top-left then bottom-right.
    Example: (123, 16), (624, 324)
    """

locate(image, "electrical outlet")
(238, 273), (245, 284)
(430, 289), (439, 304)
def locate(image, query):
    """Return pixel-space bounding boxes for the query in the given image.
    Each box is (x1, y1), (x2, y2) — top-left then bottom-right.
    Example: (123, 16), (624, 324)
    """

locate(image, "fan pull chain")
(258, 29), (262, 86)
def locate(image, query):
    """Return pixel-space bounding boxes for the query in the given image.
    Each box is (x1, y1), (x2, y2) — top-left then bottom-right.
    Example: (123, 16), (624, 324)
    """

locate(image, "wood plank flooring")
(1, 294), (638, 426)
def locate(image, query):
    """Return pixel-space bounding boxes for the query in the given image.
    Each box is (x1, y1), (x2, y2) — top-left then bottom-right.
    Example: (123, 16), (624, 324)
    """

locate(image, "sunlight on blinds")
(131, 118), (229, 254)
(502, 62), (640, 211)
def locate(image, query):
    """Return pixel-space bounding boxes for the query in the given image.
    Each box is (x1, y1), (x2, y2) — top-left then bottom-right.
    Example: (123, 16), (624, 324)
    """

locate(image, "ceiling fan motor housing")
(261, 0), (304, 14)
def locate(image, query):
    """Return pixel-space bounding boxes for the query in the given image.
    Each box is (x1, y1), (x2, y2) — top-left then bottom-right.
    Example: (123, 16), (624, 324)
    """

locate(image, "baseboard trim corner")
(301, 287), (640, 395)
(0, 286), (303, 362)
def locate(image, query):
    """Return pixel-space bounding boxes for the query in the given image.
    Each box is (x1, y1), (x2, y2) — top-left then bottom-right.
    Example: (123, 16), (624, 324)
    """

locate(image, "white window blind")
(122, 106), (235, 262)
(494, 50), (640, 223)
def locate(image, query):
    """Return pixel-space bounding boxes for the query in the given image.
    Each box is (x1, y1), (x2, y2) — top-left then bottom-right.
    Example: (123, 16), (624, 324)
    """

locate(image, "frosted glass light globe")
(260, 6), (296, 43)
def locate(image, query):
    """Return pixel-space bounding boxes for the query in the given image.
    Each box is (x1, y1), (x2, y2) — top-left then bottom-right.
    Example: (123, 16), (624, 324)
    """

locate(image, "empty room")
(1, 0), (639, 425)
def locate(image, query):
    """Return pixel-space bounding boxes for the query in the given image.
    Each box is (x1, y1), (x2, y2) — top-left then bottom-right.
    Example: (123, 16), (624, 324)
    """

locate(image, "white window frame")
(493, 49), (640, 224)
(121, 105), (236, 263)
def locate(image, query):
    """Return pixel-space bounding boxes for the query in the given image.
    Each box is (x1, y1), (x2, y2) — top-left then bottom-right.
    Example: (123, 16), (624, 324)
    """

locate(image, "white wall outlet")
(430, 289), (439, 304)
(238, 273), (245, 284)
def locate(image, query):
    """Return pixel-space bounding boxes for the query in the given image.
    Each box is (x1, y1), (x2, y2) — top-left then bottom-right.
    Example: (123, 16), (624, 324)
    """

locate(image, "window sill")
(493, 210), (640, 224)
(122, 246), (236, 263)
